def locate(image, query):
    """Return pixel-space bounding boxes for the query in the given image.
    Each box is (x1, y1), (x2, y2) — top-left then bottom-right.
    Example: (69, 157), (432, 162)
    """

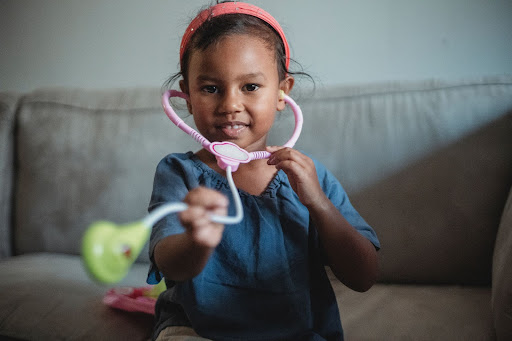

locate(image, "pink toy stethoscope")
(152, 89), (303, 225)
(81, 89), (303, 284)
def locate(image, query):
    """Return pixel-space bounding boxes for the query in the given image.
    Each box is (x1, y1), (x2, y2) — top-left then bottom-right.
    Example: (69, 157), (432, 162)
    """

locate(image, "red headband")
(180, 1), (290, 71)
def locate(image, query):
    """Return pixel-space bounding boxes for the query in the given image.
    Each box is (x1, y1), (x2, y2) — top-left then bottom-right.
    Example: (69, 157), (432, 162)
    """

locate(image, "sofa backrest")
(288, 76), (512, 285)
(13, 75), (512, 285)
(14, 88), (199, 262)
(0, 93), (18, 259)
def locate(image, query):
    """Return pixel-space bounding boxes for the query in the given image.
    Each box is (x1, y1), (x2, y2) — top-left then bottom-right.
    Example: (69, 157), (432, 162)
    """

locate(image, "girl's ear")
(277, 75), (295, 111)
(179, 80), (193, 114)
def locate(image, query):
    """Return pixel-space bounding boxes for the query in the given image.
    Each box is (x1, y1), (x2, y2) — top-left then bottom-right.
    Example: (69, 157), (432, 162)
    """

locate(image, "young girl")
(147, 1), (380, 340)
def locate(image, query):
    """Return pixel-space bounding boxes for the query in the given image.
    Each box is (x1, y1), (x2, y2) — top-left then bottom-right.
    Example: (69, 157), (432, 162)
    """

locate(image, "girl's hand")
(268, 147), (379, 291)
(180, 187), (229, 248)
(266, 146), (325, 207)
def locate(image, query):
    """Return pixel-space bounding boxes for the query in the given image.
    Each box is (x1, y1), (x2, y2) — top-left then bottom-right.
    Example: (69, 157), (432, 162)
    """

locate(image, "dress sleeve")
(315, 160), (381, 250)
(146, 154), (194, 284)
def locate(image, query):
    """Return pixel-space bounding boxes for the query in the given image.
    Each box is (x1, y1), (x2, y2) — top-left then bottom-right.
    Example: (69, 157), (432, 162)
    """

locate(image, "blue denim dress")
(147, 152), (380, 341)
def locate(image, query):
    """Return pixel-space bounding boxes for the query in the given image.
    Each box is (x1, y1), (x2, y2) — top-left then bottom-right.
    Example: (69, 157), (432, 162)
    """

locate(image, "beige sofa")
(1, 75), (512, 340)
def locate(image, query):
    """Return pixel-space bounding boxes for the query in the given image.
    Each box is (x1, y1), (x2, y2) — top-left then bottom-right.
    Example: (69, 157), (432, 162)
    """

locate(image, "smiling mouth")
(223, 124), (245, 130)
(217, 122), (248, 138)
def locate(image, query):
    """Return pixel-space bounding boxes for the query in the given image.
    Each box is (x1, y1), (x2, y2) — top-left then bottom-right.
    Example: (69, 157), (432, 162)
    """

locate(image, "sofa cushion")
(492, 184), (512, 340)
(0, 253), (152, 340)
(331, 273), (494, 340)
(0, 92), (19, 259)
(14, 88), (199, 261)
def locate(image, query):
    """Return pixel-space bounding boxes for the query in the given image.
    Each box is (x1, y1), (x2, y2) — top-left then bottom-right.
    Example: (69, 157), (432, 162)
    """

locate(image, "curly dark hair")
(163, 1), (312, 90)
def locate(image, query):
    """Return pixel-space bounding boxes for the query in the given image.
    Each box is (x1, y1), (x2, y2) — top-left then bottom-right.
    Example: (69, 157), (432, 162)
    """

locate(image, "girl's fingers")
(267, 147), (305, 165)
(266, 146), (324, 207)
(179, 206), (209, 228)
(180, 187), (228, 235)
(272, 159), (305, 175)
(267, 147), (312, 172)
(179, 205), (225, 247)
(184, 187), (229, 210)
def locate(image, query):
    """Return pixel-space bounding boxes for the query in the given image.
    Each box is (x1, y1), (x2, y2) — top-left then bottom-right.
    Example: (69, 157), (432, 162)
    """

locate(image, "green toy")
(82, 220), (151, 284)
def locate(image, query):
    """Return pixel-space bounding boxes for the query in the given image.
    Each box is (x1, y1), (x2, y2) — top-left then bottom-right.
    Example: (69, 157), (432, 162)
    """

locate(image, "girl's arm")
(306, 195), (379, 292)
(267, 147), (378, 292)
(153, 187), (228, 282)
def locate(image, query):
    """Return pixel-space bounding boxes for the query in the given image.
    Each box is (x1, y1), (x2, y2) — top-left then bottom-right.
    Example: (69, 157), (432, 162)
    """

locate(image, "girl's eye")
(244, 84), (259, 92)
(202, 85), (218, 93)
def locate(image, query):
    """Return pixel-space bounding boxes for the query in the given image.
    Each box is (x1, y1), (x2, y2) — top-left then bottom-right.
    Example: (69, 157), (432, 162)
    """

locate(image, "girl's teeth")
(226, 125), (242, 129)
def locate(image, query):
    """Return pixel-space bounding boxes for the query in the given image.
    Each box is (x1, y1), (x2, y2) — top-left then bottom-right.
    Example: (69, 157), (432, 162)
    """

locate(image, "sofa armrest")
(492, 184), (512, 340)
(0, 92), (19, 259)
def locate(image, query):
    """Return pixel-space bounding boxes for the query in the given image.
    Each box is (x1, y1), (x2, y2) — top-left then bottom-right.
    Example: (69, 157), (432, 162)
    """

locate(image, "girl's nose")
(217, 89), (243, 114)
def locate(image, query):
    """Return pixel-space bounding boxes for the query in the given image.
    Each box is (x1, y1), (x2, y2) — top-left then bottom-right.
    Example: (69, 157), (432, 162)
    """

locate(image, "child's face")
(181, 34), (291, 152)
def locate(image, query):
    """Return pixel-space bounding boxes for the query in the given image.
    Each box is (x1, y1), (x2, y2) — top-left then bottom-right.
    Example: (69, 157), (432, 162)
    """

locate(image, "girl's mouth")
(218, 122), (248, 138)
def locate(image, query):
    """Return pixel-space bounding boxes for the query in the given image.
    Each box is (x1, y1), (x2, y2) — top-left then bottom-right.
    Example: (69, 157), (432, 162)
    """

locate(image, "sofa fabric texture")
(1, 75), (512, 340)
(0, 253), (152, 340)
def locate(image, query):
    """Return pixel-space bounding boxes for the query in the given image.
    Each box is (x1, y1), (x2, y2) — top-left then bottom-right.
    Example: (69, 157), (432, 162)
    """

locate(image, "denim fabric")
(147, 152), (379, 341)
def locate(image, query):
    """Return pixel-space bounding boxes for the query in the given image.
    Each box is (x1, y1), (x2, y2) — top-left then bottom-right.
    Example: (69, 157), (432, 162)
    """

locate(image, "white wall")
(1, 0), (511, 92)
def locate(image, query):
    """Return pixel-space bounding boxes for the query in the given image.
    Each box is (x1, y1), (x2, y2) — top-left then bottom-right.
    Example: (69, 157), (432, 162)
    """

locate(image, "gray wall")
(1, 0), (511, 92)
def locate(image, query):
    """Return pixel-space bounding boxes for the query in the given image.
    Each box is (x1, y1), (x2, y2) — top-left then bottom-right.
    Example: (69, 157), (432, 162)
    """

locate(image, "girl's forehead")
(206, 33), (274, 57)
(188, 34), (278, 77)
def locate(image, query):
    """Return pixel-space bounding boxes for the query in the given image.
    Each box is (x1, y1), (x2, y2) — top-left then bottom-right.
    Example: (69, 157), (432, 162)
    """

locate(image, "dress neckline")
(186, 151), (284, 198)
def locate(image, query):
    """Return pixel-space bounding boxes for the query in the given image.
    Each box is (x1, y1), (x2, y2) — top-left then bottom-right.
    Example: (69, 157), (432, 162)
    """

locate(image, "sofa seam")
(308, 81), (512, 102)
(18, 100), (162, 113)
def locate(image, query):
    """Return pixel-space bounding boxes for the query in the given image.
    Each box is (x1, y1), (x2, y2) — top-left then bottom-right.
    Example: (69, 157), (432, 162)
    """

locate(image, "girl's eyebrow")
(239, 72), (266, 80)
(196, 72), (267, 82)
(196, 75), (218, 82)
